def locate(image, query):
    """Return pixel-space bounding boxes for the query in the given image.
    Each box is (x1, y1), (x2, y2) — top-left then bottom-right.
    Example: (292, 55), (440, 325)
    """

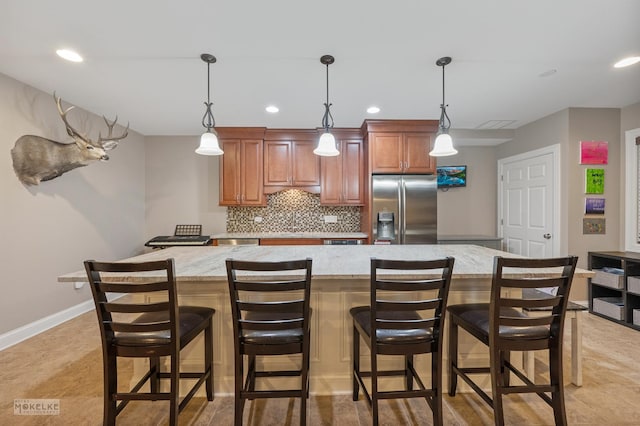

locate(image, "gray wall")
(0, 73), (146, 335)
(567, 108), (621, 265)
(144, 136), (227, 240)
(437, 146), (498, 237)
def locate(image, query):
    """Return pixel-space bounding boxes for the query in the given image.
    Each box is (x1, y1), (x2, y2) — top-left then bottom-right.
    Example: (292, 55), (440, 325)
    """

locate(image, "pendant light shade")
(315, 132), (339, 156)
(314, 55), (339, 157)
(196, 53), (224, 156)
(429, 56), (458, 157)
(196, 131), (223, 155)
(430, 133), (457, 156)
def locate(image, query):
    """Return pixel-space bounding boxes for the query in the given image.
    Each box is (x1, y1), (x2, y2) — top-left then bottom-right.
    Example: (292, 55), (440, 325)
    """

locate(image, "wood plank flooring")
(1, 310), (639, 425)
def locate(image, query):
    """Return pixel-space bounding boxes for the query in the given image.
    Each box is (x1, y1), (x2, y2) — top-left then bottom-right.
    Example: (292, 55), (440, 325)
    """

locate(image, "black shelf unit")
(588, 251), (640, 330)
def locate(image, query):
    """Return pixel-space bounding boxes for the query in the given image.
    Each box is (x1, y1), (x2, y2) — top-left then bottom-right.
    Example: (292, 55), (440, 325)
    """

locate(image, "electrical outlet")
(254, 216), (263, 223)
(324, 215), (338, 223)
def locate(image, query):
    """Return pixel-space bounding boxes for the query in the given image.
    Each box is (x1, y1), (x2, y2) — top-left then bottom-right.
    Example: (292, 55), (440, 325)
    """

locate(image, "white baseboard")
(0, 299), (95, 351)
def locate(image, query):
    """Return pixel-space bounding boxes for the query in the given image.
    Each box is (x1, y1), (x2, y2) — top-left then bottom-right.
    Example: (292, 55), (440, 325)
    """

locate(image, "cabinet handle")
(405, 161), (409, 169)
(400, 161), (403, 170)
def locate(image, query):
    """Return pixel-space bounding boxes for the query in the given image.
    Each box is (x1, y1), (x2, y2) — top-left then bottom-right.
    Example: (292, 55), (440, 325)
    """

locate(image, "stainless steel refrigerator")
(371, 175), (437, 244)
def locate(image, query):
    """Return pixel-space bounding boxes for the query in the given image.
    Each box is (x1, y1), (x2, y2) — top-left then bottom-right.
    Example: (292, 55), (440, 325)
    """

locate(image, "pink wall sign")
(580, 141), (608, 165)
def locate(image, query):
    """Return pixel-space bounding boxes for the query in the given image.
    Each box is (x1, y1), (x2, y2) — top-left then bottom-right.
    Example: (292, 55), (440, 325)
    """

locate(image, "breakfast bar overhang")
(58, 244), (592, 394)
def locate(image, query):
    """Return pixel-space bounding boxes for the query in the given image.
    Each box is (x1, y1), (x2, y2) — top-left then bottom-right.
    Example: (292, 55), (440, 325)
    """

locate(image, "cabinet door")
(292, 140), (320, 186)
(264, 141), (292, 186)
(403, 133), (435, 173)
(342, 139), (365, 204)
(219, 139), (241, 205)
(370, 133), (403, 173)
(320, 148), (343, 204)
(240, 139), (264, 205)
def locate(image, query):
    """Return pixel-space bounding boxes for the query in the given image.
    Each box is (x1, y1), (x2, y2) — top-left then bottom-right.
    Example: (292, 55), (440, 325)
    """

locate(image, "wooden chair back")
(84, 259), (179, 356)
(370, 257), (455, 351)
(490, 256), (578, 350)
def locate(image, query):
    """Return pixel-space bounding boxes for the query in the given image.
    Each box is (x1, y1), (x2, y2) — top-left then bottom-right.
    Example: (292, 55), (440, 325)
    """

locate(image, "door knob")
(543, 233), (552, 239)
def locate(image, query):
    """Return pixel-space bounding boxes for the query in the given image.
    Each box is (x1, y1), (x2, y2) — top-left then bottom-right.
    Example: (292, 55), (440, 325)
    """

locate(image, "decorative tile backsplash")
(227, 189), (361, 232)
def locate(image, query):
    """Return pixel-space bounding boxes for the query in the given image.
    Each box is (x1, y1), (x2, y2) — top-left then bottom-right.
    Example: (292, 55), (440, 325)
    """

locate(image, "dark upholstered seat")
(447, 256), (578, 426)
(226, 258), (313, 426)
(447, 304), (551, 340)
(350, 306), (434, 343)
(350, 257), (455, 426)
(84, 259), (214, 426)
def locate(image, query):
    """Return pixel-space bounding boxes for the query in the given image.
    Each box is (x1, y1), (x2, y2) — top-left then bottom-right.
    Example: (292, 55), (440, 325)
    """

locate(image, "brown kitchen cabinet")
(218, 128), (266, 206)
(260, 238), (323, 246)
(264, 130), (320, 193)
(320, 130), (365, 205)
(363, 119), (439, 174)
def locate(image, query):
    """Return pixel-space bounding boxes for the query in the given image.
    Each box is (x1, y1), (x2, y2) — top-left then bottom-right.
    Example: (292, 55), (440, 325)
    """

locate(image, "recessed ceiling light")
(614, 56), (640, 68)
(56, 49), (83, 63)
(367, 106), (380, 114)
(265, 105), (279, 113)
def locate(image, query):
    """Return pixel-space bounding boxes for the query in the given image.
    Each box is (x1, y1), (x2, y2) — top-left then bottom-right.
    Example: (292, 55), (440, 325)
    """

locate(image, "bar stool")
(84, 258), (214, 426)
(225, 258), (313, 426)
(447, 256), (578, 426)
(350, 257), (455, 426)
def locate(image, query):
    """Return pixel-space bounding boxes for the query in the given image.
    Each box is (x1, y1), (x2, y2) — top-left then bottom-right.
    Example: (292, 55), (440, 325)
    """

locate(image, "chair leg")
(371, 349), (379, 426)
(448, 318), (458, 396)
(490, 346), (505, 426)
(300, 331), (310, 426)
(247, 355), (256, 399)
(500, 350), (510, 387)
(169, 354), (179, 426)
(549, 345), (568, 426)
(352, 324), (360, 401)
(150, 356), (160, 395)
(405, 355), (414, 390)
(205, 321), (214, 401)
(104, 352), (117, 426)
(432, 348), (443, 426)
(234, 353), (246, 426)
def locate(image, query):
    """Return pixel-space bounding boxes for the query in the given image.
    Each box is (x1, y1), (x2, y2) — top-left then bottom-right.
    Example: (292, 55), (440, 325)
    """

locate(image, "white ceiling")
(1, 0), (639, 144)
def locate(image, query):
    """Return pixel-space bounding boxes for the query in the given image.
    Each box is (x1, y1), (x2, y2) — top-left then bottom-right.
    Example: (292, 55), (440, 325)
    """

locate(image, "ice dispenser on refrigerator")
(376, 211), (395, 241)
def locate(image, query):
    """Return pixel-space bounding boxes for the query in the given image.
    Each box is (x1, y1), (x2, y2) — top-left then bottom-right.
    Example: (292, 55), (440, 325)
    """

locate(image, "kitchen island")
(59, 244), (592, 394)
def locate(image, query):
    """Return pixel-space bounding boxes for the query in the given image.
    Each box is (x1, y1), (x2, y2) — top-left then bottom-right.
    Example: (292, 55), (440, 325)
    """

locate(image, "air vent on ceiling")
(475, 120), (517, 130)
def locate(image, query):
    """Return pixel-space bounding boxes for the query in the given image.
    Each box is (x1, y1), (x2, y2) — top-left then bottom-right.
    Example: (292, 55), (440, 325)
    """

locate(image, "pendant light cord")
(321, 61), (334, 132)
(202, 60), (215, 131)
(439, 61), (451, 133)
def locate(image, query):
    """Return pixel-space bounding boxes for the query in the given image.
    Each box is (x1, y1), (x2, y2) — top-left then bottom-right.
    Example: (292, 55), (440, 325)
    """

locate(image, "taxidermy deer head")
(11, 93), (129, 186)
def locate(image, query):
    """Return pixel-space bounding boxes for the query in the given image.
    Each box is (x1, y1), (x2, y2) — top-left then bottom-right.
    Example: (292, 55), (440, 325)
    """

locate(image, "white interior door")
(499, 145), (560, 257)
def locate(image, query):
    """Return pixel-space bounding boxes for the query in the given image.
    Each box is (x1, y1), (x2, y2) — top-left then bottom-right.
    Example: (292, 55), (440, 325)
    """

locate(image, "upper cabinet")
(320, 130), (365, 205)
(264, 130), (320, 193)
(362, 119), (439, 174)
(218, 128), (266, 206)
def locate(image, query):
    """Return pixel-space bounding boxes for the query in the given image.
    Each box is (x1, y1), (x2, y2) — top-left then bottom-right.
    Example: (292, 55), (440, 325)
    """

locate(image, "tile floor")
(1, 310), (640, 425)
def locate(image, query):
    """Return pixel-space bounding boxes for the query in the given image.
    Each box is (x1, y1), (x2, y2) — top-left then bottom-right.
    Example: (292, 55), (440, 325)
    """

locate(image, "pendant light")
(314, 55), (339, 156)
(195, 53), (224, 156)
(429, 56), (458, 157)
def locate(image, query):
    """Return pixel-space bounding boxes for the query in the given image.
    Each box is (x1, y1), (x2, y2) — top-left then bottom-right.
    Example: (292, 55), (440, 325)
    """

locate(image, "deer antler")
(53, 92), (129, 150)
(98, 116), (129, 150)
(54, 92), (87, 141)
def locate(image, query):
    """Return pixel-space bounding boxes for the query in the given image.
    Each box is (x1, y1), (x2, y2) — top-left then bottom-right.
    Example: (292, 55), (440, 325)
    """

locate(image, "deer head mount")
(11, 93), (129, 186)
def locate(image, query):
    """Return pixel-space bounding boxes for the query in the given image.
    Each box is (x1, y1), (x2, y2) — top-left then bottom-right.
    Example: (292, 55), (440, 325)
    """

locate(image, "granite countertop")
(58, 244), (592, 283)
(210, 232), (368, 239)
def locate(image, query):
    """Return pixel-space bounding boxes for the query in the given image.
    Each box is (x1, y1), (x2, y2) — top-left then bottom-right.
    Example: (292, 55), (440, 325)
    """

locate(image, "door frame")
(497, 144), (561, 257)
(625, 128), (640, 252)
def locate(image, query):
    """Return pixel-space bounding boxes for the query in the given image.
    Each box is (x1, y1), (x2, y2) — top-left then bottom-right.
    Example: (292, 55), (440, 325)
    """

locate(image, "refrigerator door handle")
(400, 178), (406, 244)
